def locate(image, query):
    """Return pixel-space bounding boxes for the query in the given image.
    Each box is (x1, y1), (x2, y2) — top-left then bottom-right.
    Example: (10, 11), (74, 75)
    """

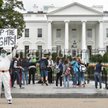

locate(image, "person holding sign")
(0, 45), (17, 104)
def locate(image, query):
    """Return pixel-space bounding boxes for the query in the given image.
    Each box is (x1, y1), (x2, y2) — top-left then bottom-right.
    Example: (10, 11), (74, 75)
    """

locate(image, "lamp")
(71, 40), (77, 57)
(71, 40), (77, 48)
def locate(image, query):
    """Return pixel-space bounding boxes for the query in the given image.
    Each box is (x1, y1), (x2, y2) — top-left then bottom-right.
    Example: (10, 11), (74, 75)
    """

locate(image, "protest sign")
(0, 29), (17, 47)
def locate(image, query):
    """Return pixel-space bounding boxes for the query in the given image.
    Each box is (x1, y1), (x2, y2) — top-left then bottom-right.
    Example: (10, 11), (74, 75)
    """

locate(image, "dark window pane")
(38, 28), (42, 37)
(25, 29), (29, 37)
(56, 29), (61, 38)
(87, 29), (92, 38)
(72, 29), (77, 38)
(25, 45), (29, 57)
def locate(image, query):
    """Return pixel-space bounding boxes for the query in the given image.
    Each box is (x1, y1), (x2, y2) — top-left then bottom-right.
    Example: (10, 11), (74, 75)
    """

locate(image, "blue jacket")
(59, 63), (63, 72)
(71, 60), (79, 73)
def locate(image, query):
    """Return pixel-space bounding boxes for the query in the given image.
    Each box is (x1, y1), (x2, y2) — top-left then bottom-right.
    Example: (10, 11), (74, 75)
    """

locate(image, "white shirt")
(0, 56), (11, 70)
(0, 49), (16, 70)
(48, 60), (54, 67)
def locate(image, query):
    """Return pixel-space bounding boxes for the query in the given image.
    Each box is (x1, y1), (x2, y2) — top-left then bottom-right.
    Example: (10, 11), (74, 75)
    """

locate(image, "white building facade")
(17, 2), (108, 62)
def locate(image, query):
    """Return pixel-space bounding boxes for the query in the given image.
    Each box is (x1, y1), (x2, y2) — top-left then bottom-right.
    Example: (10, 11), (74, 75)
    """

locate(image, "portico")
(47, 2), (104, 62)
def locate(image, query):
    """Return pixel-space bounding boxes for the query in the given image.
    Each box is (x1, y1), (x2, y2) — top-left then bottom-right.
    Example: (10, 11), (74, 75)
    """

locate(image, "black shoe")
(45, 82), (48, 86)
(95, 86), (97, 89)
(7, 100), (12, 104)
(20, 87), (24, 89)
(100, 86), (102, 89)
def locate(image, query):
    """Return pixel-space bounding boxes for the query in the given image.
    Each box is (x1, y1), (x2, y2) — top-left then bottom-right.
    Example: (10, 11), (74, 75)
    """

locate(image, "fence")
(84, 66), (108, 89)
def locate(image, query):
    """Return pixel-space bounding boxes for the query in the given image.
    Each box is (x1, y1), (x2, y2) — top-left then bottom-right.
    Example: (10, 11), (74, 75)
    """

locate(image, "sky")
(20, 0), (108, 11)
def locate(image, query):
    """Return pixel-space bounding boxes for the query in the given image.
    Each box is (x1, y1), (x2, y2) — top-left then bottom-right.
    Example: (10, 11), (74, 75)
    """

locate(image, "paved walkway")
(0, 98), (108, 108)
(1, 81), (108, 98)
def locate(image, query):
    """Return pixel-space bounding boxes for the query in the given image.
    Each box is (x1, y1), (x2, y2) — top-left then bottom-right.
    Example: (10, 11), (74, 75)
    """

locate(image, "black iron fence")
(84, 66), (108, 89)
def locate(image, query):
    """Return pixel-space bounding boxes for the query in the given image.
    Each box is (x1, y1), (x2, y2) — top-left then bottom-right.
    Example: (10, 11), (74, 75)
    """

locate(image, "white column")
(81, 21), (87, 63)
(98, 21), (104, 55)
(65, 21), (69, 54)
(47, 21), (52, 50)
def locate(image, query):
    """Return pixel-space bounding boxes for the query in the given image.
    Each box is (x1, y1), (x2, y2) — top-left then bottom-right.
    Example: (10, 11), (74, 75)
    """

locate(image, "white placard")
(0, 29), (17, 47)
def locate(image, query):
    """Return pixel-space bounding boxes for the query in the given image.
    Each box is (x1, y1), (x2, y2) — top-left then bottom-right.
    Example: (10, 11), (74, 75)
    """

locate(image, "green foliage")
(0, 0), (25, 38)
(67, 55), (72, 60)
(58, 50), (63, 57)
(104, 67), (108, 73)
(103, 52), (108, 63)
(19, 51), (24, 59)
(90, 54), (103, 62)
(52, 52), (58, 62)
(0, 0), (3, 7)
(36, 51), (39, 57)
(90, 53), (108, 63)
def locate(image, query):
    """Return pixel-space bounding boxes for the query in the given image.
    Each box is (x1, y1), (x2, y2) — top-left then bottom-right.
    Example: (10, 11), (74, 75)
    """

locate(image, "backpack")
(55, 64), (60, 73)
(31, 57), (36, 63)
(65, 67), (71, 76)
(40, 60), (47, 70)
(80, 65), (86, 72)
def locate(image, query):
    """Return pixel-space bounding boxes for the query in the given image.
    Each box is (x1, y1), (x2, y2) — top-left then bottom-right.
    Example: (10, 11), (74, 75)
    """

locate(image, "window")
(87, 45), (92, 57)
(38, 45), (42, 51)
(87, 29), (92, 38)
(25, 29), (29, 37)
(56, 45), (61, 50)
(72, 29), (77, 38)
(106, 28), (108, 37)
(56, 45), (61, 52)
(56, 29), (61, 38)
(38, 45), (42, 57)
(25, 45), (29, 56)
(56, 45), (61, 56)
(37, 28), (42, 37)
(72, 50), (76, 57)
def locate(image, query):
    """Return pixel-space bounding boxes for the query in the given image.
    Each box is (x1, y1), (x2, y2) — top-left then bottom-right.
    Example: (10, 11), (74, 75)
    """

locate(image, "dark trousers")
(94, 72), (102, 88)
(56, 71), (62, 86)
(48, 67), (53, 83)
(28, 68), (36, 84)
(11, 70), (22, 88)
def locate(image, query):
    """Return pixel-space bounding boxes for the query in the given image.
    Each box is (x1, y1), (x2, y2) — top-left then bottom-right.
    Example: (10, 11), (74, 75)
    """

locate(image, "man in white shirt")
(0, 45), (17, 104)
(48, 57), (54, 84)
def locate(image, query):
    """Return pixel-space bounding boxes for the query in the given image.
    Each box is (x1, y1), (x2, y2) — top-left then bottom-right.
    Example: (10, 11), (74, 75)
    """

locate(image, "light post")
(71, 40), (77, 57)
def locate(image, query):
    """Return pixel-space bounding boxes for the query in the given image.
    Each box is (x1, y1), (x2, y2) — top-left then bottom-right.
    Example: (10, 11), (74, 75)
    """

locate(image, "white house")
(17, 2), (108, 62)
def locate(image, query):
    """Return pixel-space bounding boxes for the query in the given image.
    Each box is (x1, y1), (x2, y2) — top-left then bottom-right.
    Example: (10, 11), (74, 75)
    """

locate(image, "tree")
(0, 0), (3, 26)
(0, 0), (3, 7)
(0, 0), (25, 38)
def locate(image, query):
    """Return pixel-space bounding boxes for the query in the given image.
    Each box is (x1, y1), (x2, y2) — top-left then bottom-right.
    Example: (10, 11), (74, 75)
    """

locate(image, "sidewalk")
(1, 98), (108, 108)
(1, 81), (108, 98)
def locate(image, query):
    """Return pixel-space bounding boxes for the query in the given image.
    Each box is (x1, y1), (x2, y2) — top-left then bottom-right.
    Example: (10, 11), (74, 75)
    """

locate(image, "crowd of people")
(9, 54), (87, 88)
(0, 47), (104, 104)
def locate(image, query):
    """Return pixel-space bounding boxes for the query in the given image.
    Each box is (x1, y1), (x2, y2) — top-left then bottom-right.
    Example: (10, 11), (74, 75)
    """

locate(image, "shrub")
(103, 52), (108, 63)
(90, 54), (103, 62)
(52, 52), (58, 62)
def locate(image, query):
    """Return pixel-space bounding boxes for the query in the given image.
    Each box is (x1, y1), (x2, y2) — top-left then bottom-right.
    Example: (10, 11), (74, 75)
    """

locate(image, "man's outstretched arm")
(8, 45), (18, 60)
